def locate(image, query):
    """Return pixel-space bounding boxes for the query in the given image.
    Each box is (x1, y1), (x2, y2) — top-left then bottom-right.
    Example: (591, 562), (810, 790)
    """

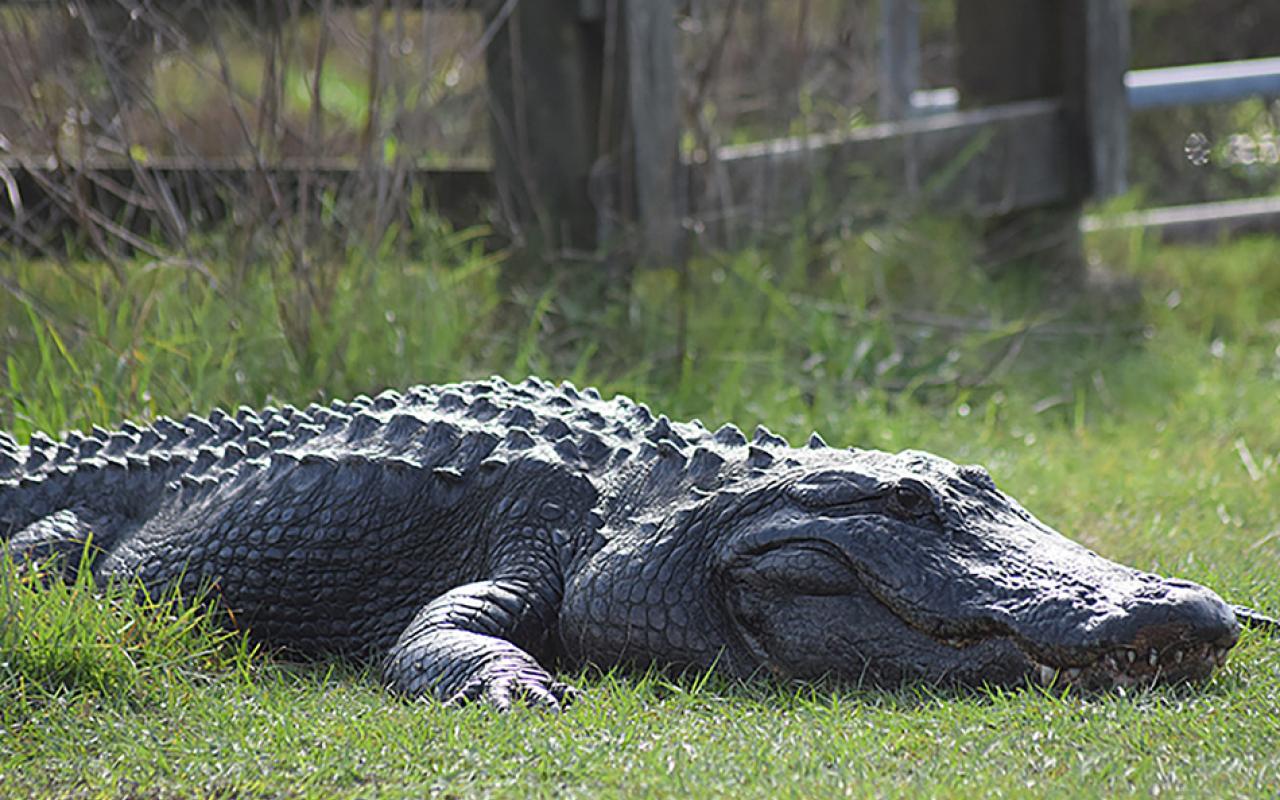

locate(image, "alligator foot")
(384, 576), (573, 711)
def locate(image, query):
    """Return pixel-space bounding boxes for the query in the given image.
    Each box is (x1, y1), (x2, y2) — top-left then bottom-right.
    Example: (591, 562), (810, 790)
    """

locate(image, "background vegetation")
(1, 0), (1279, 797)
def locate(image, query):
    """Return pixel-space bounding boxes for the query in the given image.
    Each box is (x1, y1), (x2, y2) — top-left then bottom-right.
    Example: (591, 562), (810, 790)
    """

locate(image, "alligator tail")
(1, 445), (183, 551)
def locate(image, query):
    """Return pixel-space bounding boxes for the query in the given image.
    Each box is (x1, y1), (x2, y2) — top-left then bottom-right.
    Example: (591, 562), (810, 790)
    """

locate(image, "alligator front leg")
(383, 577), (576, 711)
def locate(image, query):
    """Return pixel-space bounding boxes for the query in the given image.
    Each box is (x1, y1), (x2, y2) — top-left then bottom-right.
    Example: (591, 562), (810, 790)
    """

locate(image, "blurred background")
(3, 4), (1275, 187)
(2, 1), (1277, 253)
(0, 1), (1277, 432)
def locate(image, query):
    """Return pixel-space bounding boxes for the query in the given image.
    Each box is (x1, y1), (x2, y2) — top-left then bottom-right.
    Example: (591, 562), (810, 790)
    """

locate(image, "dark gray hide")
(0, 378), (1254, 709)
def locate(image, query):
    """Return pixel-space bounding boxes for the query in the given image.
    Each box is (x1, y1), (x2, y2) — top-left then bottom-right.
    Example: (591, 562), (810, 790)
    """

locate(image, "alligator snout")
(1029, 578), (1239, 690)
(1112, 579), (1239, 649)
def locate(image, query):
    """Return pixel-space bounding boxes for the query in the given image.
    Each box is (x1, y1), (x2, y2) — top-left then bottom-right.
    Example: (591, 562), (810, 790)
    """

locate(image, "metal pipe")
(1126, 56), (1280, 110)
(907, 57), (1280, 115)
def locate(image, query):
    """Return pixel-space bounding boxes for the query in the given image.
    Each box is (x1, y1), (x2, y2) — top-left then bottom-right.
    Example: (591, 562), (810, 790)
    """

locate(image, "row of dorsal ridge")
(11, 402), (347, 474)
(705, 422), (791, 449)
(9, 389), (376, 472)
(6, 377), (837, 478)
(5, 407), (465, 497)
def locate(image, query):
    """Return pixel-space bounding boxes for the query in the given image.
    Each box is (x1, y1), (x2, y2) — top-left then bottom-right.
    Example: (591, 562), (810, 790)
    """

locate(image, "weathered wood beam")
(1080, 0), (1130, 199)
(481, 0), (678, 260)
(617, 0), (679, 260)
(954, 0), (1129, 283)
(481, 1), (602, 251)
(689, 99), (1070, 246)
(878, 0), (921, 121)
(0, 158), (493, 252)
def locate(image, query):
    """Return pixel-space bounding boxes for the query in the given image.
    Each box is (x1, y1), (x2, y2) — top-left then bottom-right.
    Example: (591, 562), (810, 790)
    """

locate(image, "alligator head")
(562, 447), (1240, 692)
(710, 449), (1239, 690)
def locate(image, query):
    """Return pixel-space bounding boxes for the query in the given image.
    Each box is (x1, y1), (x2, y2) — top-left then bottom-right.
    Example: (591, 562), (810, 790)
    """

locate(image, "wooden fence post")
(482, 0), (679, 262)
(878, 0), (920, 121)
(614, 0), (680, 262)
(955, 0), (1128, 285)
(1080, 0), (1130, 200)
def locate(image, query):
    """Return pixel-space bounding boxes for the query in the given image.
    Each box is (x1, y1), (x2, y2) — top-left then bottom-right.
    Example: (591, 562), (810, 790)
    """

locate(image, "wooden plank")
(688, 99), (1070, 246)
(1081, 0), (1129, 199)
(878, 0), (921, 121)
(482, 0), (602, 250)
(956, 2), (1062, 104)
(954, 0), (1088, 283)
(620, 0), (680, 260)
(955, 0), (1127, 201)
(480, 0), (678, 259)
(0, 158), (493, 252)
(1082, 196), (1280, 242)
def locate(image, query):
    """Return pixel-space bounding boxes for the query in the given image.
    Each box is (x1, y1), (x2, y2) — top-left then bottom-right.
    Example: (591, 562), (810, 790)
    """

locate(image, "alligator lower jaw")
(1027, 642), (1231, 691)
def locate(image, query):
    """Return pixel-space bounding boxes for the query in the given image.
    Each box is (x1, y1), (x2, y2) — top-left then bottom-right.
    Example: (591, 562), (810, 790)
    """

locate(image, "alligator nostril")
(1116, 583), (1240, 653)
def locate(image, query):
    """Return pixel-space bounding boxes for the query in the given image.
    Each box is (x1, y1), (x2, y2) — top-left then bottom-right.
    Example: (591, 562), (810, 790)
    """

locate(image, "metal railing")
(879, 0), (1280, 240)
(879, 1), (1280, 116)
(899, 58), (1280, 116)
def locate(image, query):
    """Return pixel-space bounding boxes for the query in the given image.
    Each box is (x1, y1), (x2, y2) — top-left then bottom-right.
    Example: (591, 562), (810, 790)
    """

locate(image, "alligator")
(1, 377), (1272, 709)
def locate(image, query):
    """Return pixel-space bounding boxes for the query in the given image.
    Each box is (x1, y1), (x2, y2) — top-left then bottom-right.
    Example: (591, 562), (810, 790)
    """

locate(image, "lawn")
(2, 219), (1278, 798)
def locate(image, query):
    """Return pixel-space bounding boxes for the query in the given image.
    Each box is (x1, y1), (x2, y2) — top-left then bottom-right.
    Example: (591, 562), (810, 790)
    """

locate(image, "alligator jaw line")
(1028, 642), (1229, 690)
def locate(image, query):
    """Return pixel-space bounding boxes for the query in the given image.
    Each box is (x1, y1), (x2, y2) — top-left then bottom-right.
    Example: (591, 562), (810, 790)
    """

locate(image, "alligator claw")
(444, 662), (577, 712)
(549, 681), (581, 709)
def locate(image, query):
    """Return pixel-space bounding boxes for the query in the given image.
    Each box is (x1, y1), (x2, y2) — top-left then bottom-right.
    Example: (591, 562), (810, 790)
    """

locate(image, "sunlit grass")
(0, 548), (254, 712)
(1, 221), (1279, 797)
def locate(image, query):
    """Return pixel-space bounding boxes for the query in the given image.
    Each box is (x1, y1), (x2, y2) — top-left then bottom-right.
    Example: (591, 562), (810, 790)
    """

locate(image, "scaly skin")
(0, 377), (1259, 709)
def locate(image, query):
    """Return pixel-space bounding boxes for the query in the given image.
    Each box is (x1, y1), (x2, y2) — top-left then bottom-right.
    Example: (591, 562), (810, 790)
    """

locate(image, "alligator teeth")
(1037, 639), (1224, 693)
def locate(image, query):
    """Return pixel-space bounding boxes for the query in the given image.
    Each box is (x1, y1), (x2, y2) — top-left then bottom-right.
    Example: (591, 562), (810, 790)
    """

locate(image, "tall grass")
(1, 548), (254, 718)
(3, 213), (1147, 435)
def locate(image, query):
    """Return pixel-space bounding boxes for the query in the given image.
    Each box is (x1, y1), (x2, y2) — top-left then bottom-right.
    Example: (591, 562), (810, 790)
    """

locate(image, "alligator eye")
(890, 480), (932, 518)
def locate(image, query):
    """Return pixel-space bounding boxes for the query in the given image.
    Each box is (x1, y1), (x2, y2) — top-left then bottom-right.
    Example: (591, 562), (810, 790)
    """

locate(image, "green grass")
(2, 219), (1279, 797)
